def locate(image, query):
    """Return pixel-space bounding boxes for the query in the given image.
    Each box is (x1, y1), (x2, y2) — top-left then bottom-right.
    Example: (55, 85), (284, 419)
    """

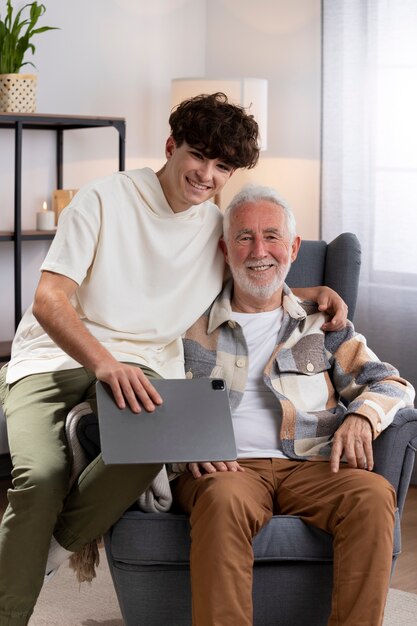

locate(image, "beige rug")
(30, 548), (123, 626)
(29, 549), (417, 625)
(384, 587), (417, 626)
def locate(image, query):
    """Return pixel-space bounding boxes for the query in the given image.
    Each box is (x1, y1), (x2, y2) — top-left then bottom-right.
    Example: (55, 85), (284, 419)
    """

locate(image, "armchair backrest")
(286, 233), (361, 320)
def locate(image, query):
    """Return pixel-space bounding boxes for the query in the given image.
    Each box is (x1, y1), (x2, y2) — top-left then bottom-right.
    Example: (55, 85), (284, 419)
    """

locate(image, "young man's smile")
(157, 137), (234, 213)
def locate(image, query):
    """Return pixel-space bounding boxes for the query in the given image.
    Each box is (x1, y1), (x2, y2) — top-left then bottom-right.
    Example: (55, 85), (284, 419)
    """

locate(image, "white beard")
(230, 258), (291, 300)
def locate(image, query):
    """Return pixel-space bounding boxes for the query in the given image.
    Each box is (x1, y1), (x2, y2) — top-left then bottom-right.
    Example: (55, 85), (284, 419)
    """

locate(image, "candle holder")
(53, 189), (78, 225)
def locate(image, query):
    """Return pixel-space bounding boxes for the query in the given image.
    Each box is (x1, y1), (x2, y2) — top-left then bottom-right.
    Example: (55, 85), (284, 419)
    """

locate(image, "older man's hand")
(330, 414), (374, 473)
(188, 461), (244, 479)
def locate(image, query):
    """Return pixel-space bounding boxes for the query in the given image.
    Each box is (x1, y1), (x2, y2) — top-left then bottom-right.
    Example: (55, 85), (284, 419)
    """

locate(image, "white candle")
(36, 201), (55, 231)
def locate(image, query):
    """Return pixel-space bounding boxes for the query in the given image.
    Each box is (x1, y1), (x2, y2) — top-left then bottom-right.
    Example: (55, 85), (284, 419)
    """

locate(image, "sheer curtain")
(321, 0), (417, 402)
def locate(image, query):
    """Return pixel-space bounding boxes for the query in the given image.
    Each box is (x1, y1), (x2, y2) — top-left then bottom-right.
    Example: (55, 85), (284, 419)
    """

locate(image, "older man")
(172, 185), (415, 626)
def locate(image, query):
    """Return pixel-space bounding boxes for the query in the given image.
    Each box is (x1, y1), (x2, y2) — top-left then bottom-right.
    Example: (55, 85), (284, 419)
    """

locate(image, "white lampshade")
(171, 77), (268, 150)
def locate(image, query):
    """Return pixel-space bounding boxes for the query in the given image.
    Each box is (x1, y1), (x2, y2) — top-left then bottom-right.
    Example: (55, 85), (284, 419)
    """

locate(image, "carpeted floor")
(30, 548), (123, 626)
(29, 548), (417, 626)
(384, 588), (417, 626)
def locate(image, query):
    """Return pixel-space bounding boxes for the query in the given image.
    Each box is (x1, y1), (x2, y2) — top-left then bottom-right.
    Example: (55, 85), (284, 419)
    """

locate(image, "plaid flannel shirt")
(182, 280), (415, 461)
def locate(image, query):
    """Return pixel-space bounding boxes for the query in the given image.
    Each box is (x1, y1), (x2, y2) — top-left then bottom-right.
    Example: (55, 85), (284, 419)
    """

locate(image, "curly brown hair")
(169, 92), (260, 170)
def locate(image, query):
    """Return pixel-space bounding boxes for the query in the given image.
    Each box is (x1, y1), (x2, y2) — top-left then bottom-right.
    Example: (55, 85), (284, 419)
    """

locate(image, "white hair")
(223, 184), (297, 242)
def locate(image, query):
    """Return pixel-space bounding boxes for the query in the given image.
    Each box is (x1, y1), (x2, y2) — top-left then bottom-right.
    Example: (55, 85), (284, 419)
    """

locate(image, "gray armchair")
(76, 233), (417, 626)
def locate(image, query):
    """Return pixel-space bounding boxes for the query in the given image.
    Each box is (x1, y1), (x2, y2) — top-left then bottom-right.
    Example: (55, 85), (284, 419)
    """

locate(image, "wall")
(0, 0), (209, 344)
(205, 0), (322, 229)
(0, 0), (321, 342)
(0, 0), (322, 448)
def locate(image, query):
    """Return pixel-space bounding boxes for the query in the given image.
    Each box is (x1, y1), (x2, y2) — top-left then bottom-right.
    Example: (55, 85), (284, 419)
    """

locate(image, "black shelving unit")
(0, 112), (126, 361)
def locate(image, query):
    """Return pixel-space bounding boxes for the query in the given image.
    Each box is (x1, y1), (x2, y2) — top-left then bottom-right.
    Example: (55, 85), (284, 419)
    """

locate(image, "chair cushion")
(108, 509), (401, 566)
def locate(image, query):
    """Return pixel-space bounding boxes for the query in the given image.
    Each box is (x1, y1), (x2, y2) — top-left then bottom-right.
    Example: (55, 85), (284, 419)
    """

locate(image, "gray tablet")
(96, 378), (237, 464)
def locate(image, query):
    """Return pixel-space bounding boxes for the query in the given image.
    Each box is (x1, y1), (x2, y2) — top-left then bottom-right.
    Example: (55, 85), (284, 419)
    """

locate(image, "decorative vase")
(0, 73), (37, 113)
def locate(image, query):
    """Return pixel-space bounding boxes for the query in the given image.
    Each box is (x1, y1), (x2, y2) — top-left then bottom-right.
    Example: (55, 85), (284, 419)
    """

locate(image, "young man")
(0, 94), (345, 625)
(173, 185), (415, 626)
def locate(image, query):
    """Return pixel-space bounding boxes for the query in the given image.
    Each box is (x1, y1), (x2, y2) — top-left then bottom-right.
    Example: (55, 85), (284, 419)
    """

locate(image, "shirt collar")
(207, 279), (307, 334)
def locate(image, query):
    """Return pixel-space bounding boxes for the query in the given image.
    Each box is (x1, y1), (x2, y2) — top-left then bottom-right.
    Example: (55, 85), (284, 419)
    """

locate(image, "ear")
(219, 238), (229, 264)
(290, 236), (301, 263)
(165, 136), (176, 159)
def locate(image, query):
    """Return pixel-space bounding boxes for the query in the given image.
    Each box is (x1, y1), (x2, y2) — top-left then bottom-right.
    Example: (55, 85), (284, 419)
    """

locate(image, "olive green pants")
(0, 365), (162, 626)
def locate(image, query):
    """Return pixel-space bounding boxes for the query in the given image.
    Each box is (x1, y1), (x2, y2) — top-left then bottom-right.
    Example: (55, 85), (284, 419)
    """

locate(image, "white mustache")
(245, 259), (278, 268)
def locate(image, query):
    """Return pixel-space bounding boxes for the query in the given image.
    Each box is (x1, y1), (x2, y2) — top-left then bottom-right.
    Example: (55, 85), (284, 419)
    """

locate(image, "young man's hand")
(95, 360), (163, 413)
(317, 286), (348, 331)
(291, 285), (348, 331)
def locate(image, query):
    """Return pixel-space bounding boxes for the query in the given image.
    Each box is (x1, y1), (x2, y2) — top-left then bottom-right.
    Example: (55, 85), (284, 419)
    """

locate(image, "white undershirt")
(230, 308), (288, 459)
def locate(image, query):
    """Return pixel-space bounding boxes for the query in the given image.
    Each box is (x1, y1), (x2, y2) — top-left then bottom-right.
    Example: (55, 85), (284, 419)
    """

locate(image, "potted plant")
(0, 0), (58, 113)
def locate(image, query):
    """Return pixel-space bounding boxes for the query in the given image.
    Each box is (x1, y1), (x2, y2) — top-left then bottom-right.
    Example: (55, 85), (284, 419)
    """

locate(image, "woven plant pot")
(0, 74), (37, 113)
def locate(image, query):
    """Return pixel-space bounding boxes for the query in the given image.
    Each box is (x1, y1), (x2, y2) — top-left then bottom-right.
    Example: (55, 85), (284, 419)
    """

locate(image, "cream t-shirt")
(7, 168), (224, 383)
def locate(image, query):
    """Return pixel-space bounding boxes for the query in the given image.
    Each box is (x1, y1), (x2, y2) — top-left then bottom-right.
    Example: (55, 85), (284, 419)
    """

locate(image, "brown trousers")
(172, 458), (396, 626)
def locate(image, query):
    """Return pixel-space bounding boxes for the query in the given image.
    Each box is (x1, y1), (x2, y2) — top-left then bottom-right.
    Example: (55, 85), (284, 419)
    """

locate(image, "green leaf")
(31, 26), (59, 35)
(0, 0), (59, 73)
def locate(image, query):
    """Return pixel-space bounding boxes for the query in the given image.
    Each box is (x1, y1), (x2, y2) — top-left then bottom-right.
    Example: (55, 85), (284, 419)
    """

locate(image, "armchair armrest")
(372, 408), (417, 516)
